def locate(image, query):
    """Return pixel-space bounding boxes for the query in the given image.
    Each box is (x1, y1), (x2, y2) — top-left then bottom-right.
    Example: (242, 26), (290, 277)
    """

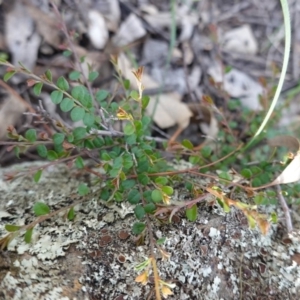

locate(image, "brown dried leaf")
(117, 54), (192, 129)
(268, 135), (300, 152)
(23, 0), (61, 47)
(0, 94), (27, 140)
(188, 103), (218, 144)
(272, 153), (300, 185)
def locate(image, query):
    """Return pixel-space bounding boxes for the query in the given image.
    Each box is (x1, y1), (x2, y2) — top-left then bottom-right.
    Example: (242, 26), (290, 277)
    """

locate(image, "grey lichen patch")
(1, 161), (300, 299)
(0, 162), (92, 299)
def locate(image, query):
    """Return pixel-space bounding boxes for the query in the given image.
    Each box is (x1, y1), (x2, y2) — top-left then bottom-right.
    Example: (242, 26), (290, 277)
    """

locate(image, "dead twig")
(276, 184), (293, 233)
(50, 1), (108, 128)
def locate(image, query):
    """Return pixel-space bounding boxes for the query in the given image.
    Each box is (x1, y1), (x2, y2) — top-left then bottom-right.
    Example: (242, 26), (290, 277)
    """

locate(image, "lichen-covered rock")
(1, 161), (300, 299)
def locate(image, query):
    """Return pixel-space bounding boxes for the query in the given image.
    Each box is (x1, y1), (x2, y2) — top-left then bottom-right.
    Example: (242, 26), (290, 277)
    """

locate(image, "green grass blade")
(244, 0), (291, 150)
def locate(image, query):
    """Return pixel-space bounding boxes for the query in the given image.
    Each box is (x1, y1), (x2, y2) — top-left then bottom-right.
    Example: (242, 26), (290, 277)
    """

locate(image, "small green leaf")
(250, 166), (262, 175)
(137, 173), (150, 185)
(185, 182), (193, 191)
(271, 212), (278, 223)
(71, 107), (85, 121)
(246, 214), (256, 229)
(92, 137), (104, 148)
(52, 133), (65, 145)
(82, 93), (93, 108)
(241, 168), (252, 179)
(186, 204), (197, 221)
(143, 190), (152, 202)
(36, 144), (48, 158)
(80, 55), (86, 63)
(134, 120), (142, 131)
(33, 202), (50, 216)
(72, 127), (86, 140)
(128, 189), (141, 204)
(137, 159), (149, 173)
(101, 152), (111, 161)
(25, 129), (37, 142)
(182, 139), (193, 150)
(54, 144), (63, 154)
(95, 90), (109, 102)
(266, 190), (276, 197)
(134, 205), (145, 219)
(132, 222), (146, 235)
(69, 71), (81, 81)
(201, 146), (212, 158)
(67, 134), (74, 142)
(156, 237), (166, 245)
(14, 147), (20, 159)
(155, 177), (168, 186)
(67, 207), (75, 221)
(216, 198), (230, 213)
(33, 82), (43, 96)
(254, 193), (264, 205)
(268, 198), (278, 205)
(252, 178), (262, 187)
(144, 203), (156, 214)
(75, 156), (84, 169)
(124, 123), (135, 135)
(47, 150), (58, 161)
(142, 95), (150, 109)
(162, 186), (173, 196)
(189, 156), (200, 165)
(151, 189), (163, 202)
(109, 167), (121, 178)
(51, 90), (63, 104)
(71, 86), (86, 100)
(45, 69), (52, 81)
(84, 139), (94, 150)
(78, 183), (89, 196)
(229, 121), (238, 129)
(60, 98), (74, 112)
(4, 71), (16, 82)
(121, 179), (136, 189)
(225, 65), (233, 73)
(56, 76), (69, 91)
(123, 154), (134, 169)
(83, 113), (95, 126)
(33, 170), (42, 183)
(5, 224), (21, 232)
(100, 189), (109, 201)
(142, 115), (151, 128)
(228, 99), (242, 110)
(110, 102), (118, 112)
(123, 79), (130, 90)
(130, 90), (139, 100)
(88, 71), (99, 82)
(254, 193), (270, 205)
(218, 172), (232, 181)
(63, 50), (72, 57)
(0, 54), (8, 62)
(24, 228), (33, 244)
(125, 134), (136, 145)
(113, 156), (123, 167)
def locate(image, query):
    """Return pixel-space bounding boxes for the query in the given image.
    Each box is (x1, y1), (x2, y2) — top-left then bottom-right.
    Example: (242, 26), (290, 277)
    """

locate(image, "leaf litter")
(1, 0), (300, 299)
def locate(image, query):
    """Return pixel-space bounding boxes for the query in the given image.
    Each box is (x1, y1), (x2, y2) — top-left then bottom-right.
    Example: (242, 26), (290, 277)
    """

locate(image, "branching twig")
(0, 191), (99, 250)
(50, 1), (108, 127)
(134, 166), (161, 300)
